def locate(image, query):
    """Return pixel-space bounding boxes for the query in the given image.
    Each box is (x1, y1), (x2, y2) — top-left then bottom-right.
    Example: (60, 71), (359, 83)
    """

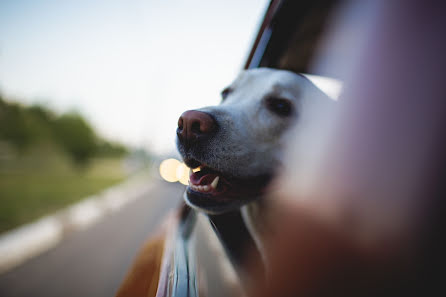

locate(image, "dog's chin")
(184, 191), (249, 214)
(183, 163), (272, 214)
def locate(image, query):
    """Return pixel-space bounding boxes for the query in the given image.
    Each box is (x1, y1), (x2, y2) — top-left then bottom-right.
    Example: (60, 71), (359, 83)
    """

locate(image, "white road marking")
(0, 174), (154, 274)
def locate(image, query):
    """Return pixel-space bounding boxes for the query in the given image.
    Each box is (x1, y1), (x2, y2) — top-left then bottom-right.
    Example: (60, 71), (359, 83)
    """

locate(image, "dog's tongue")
(190, 171), (218, 186)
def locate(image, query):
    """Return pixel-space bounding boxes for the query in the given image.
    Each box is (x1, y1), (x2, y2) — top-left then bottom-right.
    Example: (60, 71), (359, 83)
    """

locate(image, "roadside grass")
(0, 148), (128, 234)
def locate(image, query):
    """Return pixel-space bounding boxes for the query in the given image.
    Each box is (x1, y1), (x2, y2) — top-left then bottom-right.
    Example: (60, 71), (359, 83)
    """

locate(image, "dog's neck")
(207, 200), (268, 282)
(241, 202), (267, 261)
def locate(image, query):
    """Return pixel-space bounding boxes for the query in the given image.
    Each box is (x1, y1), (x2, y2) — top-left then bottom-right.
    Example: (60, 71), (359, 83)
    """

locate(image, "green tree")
(0, 97), (33, 150)
(96, 139), (128, 157)
(52, 113), (97, 165)
(1, 95), (128, 163)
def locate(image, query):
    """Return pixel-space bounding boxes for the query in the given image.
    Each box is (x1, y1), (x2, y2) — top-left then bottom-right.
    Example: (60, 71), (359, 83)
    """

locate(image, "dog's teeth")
(210, 176), (219, 189)
(190, 181), (216, 192)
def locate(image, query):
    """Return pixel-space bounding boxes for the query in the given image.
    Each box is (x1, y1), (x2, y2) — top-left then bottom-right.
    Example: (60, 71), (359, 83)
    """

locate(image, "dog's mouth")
(184, 159), (272, 213)
(189, 166), (222, 194)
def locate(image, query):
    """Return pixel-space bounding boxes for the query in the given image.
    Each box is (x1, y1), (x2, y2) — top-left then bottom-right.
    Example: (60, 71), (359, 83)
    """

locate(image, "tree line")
(0, 94), (127, 164)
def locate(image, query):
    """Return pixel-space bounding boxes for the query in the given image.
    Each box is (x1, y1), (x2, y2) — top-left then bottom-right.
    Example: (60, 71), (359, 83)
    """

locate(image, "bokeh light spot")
(176, 163), (190, 186)
(159, 158), (181, 182)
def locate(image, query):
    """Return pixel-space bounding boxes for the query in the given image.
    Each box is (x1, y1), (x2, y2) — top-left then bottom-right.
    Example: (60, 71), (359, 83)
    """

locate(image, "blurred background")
(0, 0), (268, 296)
(0, 0), (268, 232)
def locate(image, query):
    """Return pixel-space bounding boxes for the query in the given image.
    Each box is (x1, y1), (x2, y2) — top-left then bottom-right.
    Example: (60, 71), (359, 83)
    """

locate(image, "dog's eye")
(221, 88), (232, 100)
(266, 97), (293, 117)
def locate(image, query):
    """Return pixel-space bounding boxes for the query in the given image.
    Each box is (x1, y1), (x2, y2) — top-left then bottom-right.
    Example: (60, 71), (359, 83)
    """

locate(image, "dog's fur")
(177, 67), (333, 214)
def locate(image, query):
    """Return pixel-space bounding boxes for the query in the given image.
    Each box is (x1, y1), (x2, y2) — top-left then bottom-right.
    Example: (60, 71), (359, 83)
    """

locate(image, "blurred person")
(247, 0), (446, 296)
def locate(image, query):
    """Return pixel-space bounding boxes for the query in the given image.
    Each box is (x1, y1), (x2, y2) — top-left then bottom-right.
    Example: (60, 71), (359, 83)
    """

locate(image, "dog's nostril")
(178, 117), (184, 130)
(191, 121), (201, 134)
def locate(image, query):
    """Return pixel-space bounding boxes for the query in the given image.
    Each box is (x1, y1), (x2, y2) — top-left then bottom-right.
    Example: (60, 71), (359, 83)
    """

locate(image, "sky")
(0, 0), (269, 154)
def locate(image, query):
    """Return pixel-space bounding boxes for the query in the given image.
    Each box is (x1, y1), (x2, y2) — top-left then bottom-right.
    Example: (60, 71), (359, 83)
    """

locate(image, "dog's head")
(176, 68), (331, 214)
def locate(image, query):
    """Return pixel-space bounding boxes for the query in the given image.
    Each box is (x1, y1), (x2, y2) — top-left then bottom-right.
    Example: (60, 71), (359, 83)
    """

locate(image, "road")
(0, 180), (185, 297)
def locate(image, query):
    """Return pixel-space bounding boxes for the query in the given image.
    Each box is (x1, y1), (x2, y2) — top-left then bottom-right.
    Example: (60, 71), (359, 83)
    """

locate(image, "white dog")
(176, 67), (333, 215)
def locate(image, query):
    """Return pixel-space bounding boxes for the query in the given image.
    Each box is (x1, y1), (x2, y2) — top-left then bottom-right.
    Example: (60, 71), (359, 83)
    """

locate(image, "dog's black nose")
(177, 110), (216, 144)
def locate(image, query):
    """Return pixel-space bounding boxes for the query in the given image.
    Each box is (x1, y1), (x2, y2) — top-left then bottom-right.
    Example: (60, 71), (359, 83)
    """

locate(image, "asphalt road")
(0, 180), (185, 297)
